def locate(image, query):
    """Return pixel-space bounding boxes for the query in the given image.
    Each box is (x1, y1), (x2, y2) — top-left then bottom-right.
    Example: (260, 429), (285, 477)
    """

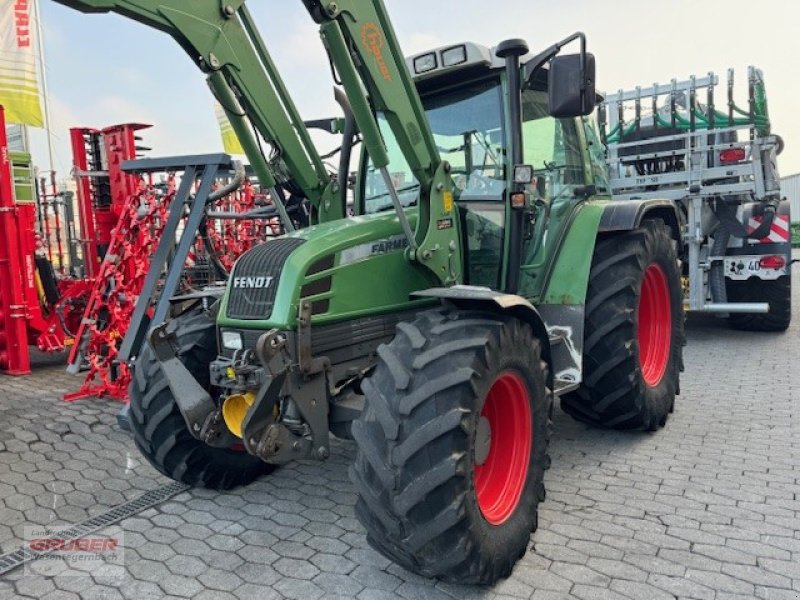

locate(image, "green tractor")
(57, 0), (684, 584)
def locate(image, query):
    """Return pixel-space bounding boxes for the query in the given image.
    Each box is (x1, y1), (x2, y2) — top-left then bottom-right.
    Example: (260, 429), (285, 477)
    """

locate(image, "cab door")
(517, 88), (588, 299)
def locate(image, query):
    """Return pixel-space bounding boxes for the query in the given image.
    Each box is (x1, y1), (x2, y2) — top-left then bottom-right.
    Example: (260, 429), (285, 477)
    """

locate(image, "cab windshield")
(364, 78), (505, 213)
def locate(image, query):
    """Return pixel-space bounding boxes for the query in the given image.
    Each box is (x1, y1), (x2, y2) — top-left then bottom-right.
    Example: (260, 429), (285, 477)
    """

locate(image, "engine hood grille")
(226, 238), (306, 320)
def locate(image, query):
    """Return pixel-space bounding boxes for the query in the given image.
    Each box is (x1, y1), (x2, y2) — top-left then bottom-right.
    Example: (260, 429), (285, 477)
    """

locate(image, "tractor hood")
(217, 211), (438, 330)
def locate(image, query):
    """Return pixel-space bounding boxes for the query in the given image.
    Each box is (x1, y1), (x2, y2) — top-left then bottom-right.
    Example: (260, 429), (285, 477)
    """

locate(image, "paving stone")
(14, 577), (56, 597)
(351, 565), (403, 592)
(693, 543), (759, 565)
(755, 585), (800, 600)
(313, 572), (365, 596)
(310, 552), (357, 575)
(197, 569), (244, 592)
(622, 554), (685, 577)
(550, 563), (610, 586)
(395, 581), (453, 600)
(533, 543), (589, 565)
(513, 569), (572, 592)
(233, 583), (283, 600)
(186, 589), (237, 600)
(158, 574), (205, 597)
(659, 548), (724, 572)
(587, 557), (648, 582)
(686, 569), (757, 595)
(165, 554), (207, 577)
(570, 584), (629, 600)
(720, 563), (792, 588)
(357, 590), (405, 600)
(272, 577), (323, 600)
(530, 592), (572, 600)
(274, 556), (321, 580)
(647, 573), (716, 600)
(609, 580), (675, 600)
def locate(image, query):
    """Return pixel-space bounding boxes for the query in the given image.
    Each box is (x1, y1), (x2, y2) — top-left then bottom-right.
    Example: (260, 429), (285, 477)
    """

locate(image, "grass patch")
(793, 223), (800, 248)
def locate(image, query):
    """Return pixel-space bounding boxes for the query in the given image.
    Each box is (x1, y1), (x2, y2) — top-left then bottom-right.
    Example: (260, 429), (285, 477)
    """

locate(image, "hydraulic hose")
(207, 160), (245, 203)
(709, 222), (730, 304)
(712, 196), (777, 240)
(334, 87), (357, 215)
(201, 160), (247, 279)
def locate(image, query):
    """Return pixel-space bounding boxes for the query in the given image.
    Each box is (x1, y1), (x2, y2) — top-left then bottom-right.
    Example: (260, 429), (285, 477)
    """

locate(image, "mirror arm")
(523, 31), (586, 87)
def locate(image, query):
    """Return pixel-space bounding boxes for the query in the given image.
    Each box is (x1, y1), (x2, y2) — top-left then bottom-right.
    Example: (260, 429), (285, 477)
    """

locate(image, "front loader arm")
(53, 0), (342, 223)
(304, 0), (462, 284)
(56, 0), (461, 284)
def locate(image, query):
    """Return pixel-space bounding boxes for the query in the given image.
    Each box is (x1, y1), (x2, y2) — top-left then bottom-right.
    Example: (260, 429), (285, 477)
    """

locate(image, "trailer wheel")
(129, 308), (272, 489)
(562, 219), (683, 430)
(350, 309), (552, 584)
(727, 274), (791, 332)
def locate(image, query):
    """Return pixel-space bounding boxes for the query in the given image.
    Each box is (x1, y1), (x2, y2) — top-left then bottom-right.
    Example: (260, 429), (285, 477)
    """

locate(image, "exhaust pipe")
(221, 391), (256, 438)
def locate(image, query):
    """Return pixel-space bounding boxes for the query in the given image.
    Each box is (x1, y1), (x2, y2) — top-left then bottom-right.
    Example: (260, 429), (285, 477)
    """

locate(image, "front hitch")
(151, 314), (332, 464)
(235, 328), (330, 464)
(148, 323), (236, 448)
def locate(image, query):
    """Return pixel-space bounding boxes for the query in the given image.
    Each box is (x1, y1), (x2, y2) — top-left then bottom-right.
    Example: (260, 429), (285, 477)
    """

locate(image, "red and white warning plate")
(747, 214), (791, 244)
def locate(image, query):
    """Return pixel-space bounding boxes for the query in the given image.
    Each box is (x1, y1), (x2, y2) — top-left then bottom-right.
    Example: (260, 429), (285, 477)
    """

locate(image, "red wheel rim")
(637, 263), (671, 387)
(474, 371), (532, 525)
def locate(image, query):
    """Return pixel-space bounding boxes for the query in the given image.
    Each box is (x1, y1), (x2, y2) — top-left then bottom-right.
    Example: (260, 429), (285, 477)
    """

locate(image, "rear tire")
(727, 274), (791, 332)
(351, 309), (552, 584)
(129, 308), (272, 489)
(562, 219), (683, 430)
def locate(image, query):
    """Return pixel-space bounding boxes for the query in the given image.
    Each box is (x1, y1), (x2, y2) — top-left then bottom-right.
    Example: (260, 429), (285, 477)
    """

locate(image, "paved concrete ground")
(0, 260), (797, 599)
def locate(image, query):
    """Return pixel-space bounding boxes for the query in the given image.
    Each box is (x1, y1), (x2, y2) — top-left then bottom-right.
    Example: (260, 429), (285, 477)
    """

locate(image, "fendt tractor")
(57, 0), (684, 583)
(601, 69), (791, 331)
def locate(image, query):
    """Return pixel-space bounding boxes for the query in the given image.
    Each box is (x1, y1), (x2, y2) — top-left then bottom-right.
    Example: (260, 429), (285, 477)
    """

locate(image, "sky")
(26, 0), (800, 182)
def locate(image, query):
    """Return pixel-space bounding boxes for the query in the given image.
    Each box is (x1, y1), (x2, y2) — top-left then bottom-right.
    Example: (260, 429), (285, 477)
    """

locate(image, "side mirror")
(548, 52), (596, 118)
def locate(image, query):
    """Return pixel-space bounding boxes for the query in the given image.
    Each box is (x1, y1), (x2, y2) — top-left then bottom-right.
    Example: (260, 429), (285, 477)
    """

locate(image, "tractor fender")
(599, 198), (683, 242)
(411, 286), (553, 386)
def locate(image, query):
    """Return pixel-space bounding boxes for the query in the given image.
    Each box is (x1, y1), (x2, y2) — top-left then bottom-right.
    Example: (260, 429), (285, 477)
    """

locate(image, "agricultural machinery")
(0, 114), (278, 399)
(600, 68), (791, 331)
(55, 0), (685, 584)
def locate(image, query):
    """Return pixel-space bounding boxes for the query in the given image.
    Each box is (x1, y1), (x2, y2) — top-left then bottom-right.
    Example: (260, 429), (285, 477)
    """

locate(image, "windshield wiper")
(368, 183), (421, 213)
(367, 183), (420, 201)
(473, 131), (501, 171)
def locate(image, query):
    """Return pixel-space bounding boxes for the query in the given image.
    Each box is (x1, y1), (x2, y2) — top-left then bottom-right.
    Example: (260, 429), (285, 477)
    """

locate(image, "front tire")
(351, 309), (552, 584)
(727, 274), (791, 332)
(129, 308), (272, 489)
(561, 219), (683, 430)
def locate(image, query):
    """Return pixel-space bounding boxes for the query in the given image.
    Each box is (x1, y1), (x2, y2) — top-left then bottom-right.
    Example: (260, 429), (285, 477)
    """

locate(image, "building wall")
(781, 173), (800, 222)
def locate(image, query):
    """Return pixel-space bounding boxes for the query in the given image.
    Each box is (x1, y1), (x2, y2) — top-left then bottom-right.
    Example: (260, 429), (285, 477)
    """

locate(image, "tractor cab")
(357, 41), (602, 293)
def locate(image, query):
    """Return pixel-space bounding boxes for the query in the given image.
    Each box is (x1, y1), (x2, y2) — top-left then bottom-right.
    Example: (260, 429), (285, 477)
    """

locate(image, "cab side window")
(582, 114), (610, 194)
(521, 90), (586, 204)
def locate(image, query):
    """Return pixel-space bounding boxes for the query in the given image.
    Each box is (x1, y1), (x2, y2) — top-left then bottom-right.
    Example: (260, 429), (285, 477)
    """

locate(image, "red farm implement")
(0, 109), (147, 377)
(0, 106), (91, 374)
(1, 109), (280, 401)
(63, 154), (282, 402)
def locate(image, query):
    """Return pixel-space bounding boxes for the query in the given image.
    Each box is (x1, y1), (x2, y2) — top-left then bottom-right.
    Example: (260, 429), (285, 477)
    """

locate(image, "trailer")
(600, 68), (791, 331)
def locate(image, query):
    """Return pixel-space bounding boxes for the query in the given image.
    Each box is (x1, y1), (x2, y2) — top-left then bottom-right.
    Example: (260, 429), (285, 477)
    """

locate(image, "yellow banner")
(214, 101), (244, 155)
(0, 0), (43, 126)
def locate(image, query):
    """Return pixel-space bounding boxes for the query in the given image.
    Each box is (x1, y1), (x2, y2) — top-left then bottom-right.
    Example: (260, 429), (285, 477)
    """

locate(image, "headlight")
(221, 330), (243, 351)
(413, 52), (437, 74)
(441, 45), (467, 68)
